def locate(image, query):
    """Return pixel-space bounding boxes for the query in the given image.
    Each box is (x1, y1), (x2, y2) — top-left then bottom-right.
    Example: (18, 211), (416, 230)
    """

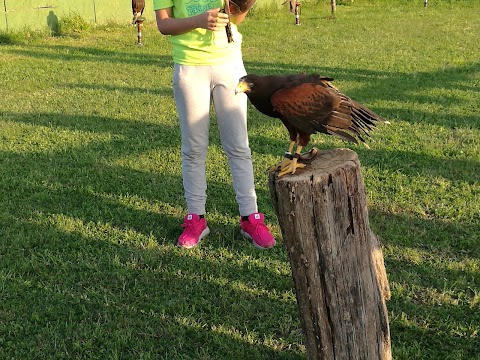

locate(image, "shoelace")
(182, 221), (201, 234)
(252, 221), (269, 235)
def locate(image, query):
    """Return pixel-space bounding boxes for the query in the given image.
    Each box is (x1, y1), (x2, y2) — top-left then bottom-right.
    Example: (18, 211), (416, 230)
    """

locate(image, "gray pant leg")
(173, 64), (211, 215)
(212, 60), (258, 217)
(173, 60), (258, 217)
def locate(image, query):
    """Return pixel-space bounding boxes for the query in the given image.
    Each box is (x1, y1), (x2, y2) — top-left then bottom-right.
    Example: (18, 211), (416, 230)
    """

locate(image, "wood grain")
(269, 148), (391, 360)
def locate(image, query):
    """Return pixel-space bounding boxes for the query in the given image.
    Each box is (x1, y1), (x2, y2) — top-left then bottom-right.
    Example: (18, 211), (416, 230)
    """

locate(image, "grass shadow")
(369, 210), (479, 359)
(1, 216), (304, 359)
(5, 44), (172, 68)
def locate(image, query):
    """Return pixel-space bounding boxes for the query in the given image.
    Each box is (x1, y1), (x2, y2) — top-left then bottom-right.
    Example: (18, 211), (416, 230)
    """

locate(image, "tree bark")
(268, 148), (391, 360)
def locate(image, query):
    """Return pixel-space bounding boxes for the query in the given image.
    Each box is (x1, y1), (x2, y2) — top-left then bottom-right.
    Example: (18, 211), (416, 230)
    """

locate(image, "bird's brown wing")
(271, 83), (362, 143)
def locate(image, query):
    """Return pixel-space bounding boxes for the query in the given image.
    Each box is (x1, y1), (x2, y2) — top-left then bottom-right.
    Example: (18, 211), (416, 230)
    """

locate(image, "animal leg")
(277, 145), (306, 177)
(269, 140), (296, 171)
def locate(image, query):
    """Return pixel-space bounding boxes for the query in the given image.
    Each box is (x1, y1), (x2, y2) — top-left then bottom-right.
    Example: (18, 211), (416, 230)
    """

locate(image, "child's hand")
(198, 8), (229, 31)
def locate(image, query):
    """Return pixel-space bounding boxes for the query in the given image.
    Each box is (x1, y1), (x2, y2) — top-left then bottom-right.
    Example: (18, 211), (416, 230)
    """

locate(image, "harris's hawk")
(235, 73), (387, 176)
(132, 0), (145, 24)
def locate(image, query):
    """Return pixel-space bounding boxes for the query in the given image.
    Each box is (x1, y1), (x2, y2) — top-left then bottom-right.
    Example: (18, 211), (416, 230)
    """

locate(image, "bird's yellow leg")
(269, 141), (296, 171)
(278, 145), (306, 177)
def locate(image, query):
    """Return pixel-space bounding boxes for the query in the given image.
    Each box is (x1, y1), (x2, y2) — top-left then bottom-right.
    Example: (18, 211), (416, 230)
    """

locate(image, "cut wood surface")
(269, 148), (391, 360)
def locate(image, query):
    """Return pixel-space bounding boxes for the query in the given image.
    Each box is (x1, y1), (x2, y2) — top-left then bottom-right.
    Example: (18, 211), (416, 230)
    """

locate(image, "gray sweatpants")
(173, 59), (258, 217)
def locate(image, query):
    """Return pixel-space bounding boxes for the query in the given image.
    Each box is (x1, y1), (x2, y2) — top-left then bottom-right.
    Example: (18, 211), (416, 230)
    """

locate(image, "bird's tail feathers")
(324, 126), (360, 144)
(347, 123), (369, 141)
(330, 110), (351, 125)
(352, 109), (376, 130)
(311, 108), (372, 144)
(352, 100), (386, 123)
(322, 101), (384, 144)
(351, 118), (372, 138)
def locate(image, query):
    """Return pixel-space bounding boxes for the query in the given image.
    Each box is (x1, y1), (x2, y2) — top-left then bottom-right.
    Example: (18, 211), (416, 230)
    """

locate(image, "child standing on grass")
(153, 0), (275, 249)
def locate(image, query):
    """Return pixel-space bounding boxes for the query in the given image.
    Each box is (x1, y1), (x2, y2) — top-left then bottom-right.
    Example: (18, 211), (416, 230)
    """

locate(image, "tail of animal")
(321, 90), (387, 146)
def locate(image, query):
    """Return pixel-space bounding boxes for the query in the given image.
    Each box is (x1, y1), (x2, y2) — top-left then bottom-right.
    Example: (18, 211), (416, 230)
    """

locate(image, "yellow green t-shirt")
(153, 0), (243, 65)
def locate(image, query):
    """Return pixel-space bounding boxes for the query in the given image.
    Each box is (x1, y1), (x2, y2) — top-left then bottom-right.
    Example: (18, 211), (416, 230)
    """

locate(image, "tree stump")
(268, 148), (391, 360)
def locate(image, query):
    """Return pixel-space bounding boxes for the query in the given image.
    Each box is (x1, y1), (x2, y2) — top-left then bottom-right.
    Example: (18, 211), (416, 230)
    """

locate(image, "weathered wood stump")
(268, 148), (391, 360)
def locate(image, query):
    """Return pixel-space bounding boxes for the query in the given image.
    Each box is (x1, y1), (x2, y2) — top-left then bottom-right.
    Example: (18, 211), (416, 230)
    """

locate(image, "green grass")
(1, 0), (479, 358)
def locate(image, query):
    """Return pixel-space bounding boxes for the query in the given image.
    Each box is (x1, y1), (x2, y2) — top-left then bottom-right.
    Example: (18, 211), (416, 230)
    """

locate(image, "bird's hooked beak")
(235, 79), (251, 95)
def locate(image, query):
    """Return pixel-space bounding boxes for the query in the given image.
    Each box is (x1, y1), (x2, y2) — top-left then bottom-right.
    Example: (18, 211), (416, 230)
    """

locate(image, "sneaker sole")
(178, 227), (210, 249)
(240, 229), (275, 249)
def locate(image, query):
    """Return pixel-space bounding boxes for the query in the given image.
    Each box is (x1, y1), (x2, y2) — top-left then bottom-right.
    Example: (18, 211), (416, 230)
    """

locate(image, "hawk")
(236, 73), (387, 176)
(132, 0), (145, 25)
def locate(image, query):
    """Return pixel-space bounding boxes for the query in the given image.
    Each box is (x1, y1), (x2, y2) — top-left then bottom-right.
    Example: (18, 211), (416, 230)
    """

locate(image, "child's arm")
(230, 11), (248, 25)
(155, 8), (229, 35)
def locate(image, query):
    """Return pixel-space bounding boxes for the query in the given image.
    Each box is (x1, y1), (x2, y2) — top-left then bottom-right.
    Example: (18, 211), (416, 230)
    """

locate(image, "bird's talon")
(269, 157), (293, 172)
(277, 161), (305, 177)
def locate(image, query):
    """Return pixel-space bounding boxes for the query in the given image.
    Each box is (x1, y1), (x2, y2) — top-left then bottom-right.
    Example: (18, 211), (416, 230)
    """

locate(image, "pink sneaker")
(240, 213), (276, 249)
(177, 214), (210, 249)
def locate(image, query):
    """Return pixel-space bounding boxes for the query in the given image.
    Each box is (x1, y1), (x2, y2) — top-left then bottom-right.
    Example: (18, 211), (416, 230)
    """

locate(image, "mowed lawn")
(0, 0), (479, 359)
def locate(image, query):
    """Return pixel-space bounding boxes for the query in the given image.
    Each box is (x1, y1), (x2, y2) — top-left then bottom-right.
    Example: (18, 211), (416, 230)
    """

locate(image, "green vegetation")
(1, 1), (479, 358)
(57, 12), (93, 35)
